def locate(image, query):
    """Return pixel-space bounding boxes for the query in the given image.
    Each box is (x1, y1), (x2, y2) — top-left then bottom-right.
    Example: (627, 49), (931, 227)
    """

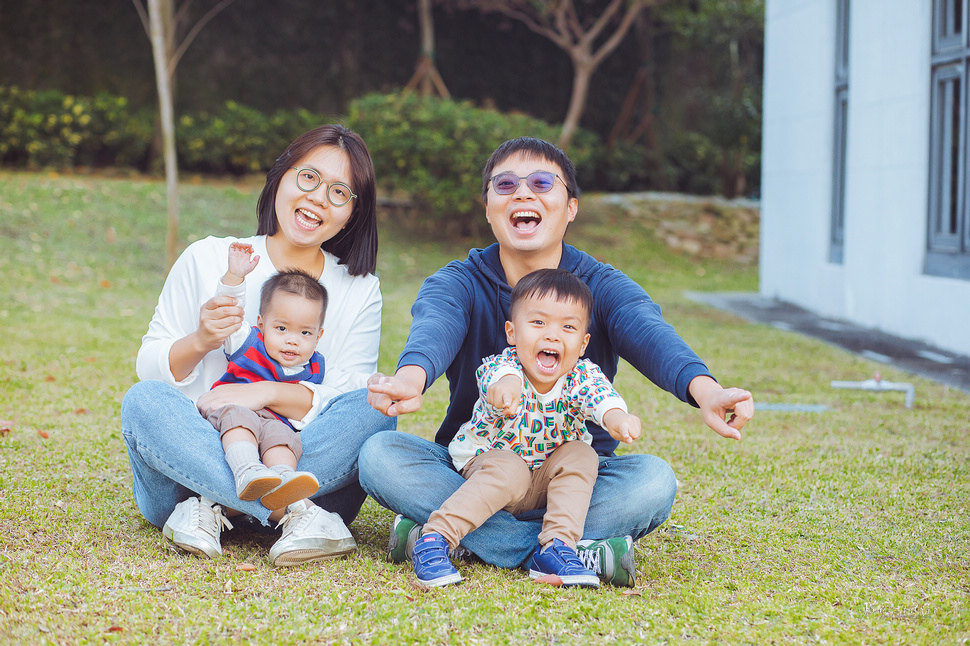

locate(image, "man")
(361, 137), (754, 586)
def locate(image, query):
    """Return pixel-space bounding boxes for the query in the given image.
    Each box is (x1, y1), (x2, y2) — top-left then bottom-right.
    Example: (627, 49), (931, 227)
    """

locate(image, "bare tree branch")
(588, 0), (647, 69)
(169, 0), (236, 76)
(130, 0), (151, 39)
(453, 0), (653, 148)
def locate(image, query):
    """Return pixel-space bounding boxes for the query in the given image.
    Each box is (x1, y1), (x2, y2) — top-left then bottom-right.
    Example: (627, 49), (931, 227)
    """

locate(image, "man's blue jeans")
(121, 380), (396, 529)
(358, 431), (677, 568)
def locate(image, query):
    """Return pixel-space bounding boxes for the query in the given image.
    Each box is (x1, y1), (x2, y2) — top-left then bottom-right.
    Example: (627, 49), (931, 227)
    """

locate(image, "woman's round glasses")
(489, 171), (566, 195)
(291, 167), (357, 207)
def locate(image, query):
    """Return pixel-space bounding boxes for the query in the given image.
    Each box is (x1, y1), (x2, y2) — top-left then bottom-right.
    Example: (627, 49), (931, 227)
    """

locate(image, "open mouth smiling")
(511, 210), (541, 232)
(536, 349), (560, 374)
(296, 208), (322, 229)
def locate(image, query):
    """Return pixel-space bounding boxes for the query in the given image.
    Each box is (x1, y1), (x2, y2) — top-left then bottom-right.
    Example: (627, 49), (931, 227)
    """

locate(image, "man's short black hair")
(509, 268), (593, 332)
(260, 268), (328, 327)
(481, 137), (579, 205)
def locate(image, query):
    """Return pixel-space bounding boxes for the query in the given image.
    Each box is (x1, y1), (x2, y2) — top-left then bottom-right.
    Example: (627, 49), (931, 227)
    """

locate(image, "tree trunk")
(148, 0), (179, 271)
(404, 0), (449, 98)
(560, 59), (593, 150)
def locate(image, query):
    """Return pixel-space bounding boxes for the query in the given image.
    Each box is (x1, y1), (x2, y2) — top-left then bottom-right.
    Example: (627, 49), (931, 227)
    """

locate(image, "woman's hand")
(197, 382), (272, 416)
(168, 295), (246, 382)
(196, 295), (245, 352)
(197, 382), (312, 421)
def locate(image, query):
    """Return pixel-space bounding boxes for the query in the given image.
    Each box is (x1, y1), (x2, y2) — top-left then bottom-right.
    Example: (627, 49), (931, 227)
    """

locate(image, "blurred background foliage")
(0, 0), (763, 209)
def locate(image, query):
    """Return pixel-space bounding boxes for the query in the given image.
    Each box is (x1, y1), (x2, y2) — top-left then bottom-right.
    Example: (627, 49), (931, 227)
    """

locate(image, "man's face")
(485, 152), (578, 259)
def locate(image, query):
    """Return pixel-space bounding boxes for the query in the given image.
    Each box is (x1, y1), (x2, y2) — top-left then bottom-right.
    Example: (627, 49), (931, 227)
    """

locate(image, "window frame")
(928, 0), (970, 279)
(830, 0), (850, 264)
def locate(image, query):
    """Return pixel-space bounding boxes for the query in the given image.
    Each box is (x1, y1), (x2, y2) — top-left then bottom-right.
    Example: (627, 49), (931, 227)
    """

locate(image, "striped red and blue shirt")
(212, 327), (325, 429)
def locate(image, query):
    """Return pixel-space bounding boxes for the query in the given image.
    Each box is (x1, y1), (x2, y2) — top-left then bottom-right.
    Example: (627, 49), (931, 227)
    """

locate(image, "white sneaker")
(259, 470), (320, 511)
(234, 464), (282, 501)
(162, 496), (233, 558)
(269, 500), (357, 567)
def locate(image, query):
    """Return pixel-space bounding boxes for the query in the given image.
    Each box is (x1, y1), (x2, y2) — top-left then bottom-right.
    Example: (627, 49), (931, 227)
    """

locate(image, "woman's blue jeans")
(358, 431), (678, 569)
(121, 380), (396, 528)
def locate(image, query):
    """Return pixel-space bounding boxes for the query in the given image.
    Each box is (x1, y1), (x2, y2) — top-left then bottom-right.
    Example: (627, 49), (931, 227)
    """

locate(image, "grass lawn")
(0, 171), (968, 644)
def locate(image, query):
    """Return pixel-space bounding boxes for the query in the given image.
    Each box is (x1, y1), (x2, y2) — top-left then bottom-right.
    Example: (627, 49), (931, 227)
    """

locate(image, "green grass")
(0, 170), (968, 644)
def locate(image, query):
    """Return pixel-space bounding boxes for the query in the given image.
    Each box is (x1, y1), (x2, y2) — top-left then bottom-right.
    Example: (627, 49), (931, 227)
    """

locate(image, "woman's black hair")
(256, 124), (378, 276)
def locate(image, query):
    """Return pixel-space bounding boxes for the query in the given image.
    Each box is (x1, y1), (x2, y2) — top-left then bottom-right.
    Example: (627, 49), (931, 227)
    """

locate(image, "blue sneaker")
(528, 538), (600, 588)
(412, 532), (462, 587)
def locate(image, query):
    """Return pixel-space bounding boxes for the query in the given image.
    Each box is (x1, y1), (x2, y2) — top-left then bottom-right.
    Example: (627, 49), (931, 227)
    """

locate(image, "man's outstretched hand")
(689, 376), (754, 440)
(367, 366), (427, 417)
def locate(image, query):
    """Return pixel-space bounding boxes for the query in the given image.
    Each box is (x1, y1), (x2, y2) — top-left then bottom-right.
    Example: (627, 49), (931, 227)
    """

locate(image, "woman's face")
(273, 146), (356, 250)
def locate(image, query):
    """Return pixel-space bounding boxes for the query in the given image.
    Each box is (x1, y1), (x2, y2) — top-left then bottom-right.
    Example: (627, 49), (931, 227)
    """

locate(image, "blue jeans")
(358, 431), (677, 568)
(121, 380), (396, 529)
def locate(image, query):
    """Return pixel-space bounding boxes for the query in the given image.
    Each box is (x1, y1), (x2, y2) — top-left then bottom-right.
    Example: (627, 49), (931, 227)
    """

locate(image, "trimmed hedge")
(177, 101), (324, 175)
(0, 85), (754, 236)
(0, 86), (153, 169)
(346, 92), (602, 238)
(0, 86), (325, 175)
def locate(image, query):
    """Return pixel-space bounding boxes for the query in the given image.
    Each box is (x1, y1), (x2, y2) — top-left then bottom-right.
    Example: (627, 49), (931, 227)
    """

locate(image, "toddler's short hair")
(509, 268), (593, 331)
(260, 268), (328, 327)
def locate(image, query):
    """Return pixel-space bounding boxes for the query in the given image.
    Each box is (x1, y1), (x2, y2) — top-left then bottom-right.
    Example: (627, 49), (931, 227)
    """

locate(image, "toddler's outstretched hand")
(486, 374), (523, 416)
(225, 242), (260, 285)
(603, 408), (641, 444)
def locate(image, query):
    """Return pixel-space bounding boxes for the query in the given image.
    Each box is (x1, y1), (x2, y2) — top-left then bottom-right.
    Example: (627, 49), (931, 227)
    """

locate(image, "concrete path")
(685, 291), (970, 394)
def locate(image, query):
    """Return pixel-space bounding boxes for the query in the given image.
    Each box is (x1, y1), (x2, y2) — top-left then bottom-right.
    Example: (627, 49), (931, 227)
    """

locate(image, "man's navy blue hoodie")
(397, 242), (713, 456)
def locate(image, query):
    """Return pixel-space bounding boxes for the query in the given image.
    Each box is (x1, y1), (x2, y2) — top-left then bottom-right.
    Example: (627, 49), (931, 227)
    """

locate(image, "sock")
(224, 441), (261, 477)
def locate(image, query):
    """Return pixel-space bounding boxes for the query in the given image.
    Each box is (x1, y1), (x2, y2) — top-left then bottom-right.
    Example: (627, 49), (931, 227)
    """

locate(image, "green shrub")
(0, 86), (151, 169)
(0, 86), (325, 175)
(593, 139), (664, 193)
(346, 92), (601, 238)
(177, 101), (323, 175)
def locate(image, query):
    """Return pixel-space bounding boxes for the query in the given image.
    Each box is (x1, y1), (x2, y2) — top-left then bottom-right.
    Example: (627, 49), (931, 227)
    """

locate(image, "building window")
(928, 0), (970, 278)
(830, 0), (850, 264)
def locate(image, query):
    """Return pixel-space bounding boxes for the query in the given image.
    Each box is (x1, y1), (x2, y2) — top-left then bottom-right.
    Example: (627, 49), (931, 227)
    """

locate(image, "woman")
(121, 124), (395, 567)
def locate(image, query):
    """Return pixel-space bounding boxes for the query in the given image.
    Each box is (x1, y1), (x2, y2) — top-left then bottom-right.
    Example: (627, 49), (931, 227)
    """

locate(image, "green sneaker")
(386, 514), (422, 563)
(576, 535), (636, 587)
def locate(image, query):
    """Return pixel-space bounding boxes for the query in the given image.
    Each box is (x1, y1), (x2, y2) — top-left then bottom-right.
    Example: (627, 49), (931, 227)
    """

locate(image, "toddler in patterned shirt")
(411, 268), (642, 588)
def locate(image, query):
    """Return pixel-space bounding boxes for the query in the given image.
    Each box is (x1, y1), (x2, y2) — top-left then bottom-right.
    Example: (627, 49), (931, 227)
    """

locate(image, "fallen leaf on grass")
(0, 421), (12, 436)
(622, 590), (642, 596)
(100, 280), (112, 289)
(532, 574), (563, 587)
(44, 376), (56, 382)
(224, 580), (233, 594)
(235, 563), (256, 572)
(38, 430), (50, 439)
(74, 408), (89, 415)
(83, 357), (97, 363)
(54, 500), (65, 508)
(107, 626), (123, 633)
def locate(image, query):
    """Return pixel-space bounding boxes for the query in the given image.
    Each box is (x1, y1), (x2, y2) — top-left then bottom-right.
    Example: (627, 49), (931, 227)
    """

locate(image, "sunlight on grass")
(0, 171), (967, 644)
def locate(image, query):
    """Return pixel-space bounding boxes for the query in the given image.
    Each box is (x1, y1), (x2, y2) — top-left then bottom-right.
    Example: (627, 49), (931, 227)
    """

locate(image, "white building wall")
(761, 0), (970, 356)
